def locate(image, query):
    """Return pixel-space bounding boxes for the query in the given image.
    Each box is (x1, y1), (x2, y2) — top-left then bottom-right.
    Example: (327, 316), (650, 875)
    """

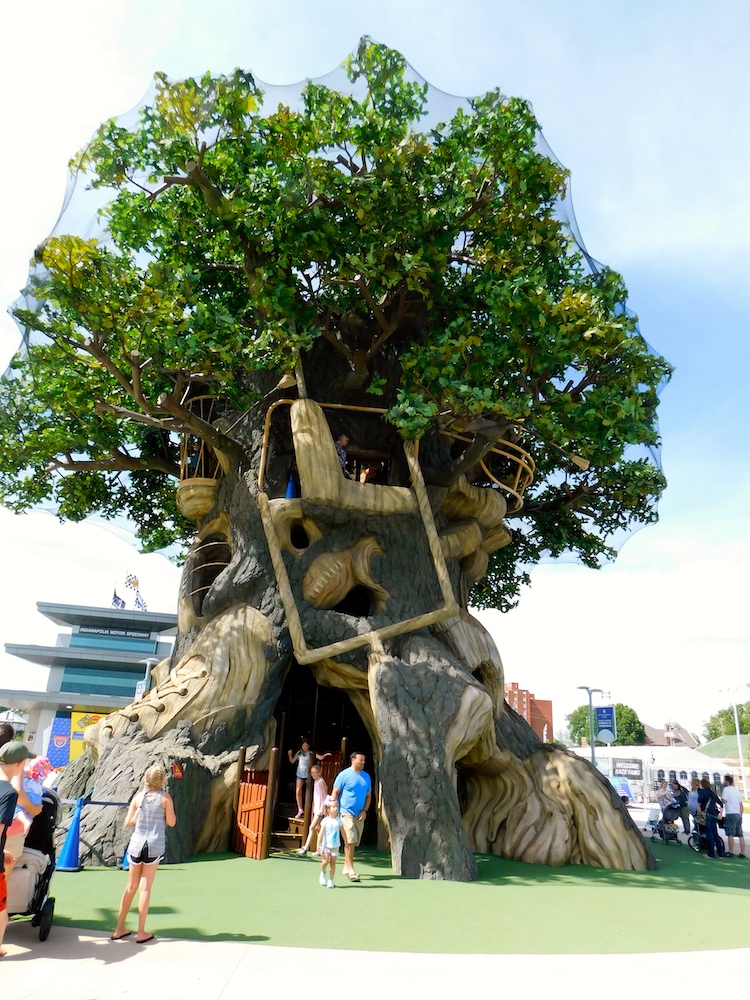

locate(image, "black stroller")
(688, 812), (725, 855)
(7, 789), (61, 940)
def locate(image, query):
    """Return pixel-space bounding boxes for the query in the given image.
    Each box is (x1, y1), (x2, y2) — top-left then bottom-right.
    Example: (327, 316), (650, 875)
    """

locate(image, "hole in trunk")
(289, 522), (310, 549)
(333, 584), (372, 617)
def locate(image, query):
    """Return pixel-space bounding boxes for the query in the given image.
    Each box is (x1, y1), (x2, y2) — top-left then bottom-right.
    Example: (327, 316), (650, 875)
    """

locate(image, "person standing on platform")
(332, 752), (372, 883)
(288, 740), (330, 819)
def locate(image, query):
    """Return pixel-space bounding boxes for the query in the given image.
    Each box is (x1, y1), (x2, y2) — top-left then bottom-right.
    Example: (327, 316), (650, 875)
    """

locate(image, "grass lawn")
(43, 839), (750, 954)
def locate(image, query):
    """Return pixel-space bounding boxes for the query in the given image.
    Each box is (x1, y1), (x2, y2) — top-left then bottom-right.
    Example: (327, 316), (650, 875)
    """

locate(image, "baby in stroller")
(6, 778), (61, 941)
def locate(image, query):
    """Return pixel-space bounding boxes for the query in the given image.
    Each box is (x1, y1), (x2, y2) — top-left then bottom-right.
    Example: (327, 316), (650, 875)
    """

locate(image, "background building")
(1, 602), (176, 763)
(504, 682), (553, 742)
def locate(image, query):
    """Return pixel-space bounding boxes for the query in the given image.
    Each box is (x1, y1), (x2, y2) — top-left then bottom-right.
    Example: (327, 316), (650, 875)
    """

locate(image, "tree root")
(462, 746), (656, 870)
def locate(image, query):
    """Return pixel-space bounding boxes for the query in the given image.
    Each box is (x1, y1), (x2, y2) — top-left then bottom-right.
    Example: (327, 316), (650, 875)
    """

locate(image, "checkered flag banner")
(111, 589), (125, 610)
(125, 573), (139, 591)
(134, 589), (148, 612)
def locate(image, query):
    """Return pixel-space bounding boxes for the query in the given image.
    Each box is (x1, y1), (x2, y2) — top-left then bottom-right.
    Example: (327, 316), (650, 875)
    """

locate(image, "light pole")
(136, 657), (159, 702)
(577, 686), (603, 766)
(721, 683), (749, 800)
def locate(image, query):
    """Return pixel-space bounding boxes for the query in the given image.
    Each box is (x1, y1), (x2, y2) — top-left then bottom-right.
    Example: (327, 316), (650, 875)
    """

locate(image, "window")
(60, 666), (141, 698)
(70, 634), (157, 654)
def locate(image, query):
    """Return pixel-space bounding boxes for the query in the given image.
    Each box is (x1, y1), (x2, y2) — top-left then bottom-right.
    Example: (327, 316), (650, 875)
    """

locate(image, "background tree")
(567, 702), (646, 746)
(0, 41), (663, 876)
(704, 702), (750, 742)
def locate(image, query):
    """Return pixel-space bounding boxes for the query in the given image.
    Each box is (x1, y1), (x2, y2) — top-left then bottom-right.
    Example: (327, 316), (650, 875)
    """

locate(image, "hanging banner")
(47, 714), (71, 768)
(595, 705), (617, 744)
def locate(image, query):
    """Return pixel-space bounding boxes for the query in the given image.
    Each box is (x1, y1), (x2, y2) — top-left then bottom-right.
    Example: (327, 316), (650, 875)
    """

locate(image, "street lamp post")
(141, 657), (159, 690)
(577, 685), (603, 766)
(728, 683), (749, 800)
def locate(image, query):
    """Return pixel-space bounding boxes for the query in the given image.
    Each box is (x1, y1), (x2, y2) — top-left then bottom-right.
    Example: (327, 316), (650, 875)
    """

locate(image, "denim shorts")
(723, 813), (743, 838)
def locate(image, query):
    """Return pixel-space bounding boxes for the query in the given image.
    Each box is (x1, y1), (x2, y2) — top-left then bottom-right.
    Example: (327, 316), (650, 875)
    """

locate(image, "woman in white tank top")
(111, 764), (176, 944)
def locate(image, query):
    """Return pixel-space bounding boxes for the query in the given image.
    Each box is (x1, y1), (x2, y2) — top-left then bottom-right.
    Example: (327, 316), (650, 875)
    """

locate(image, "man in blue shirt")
(332, 752), (371, 882)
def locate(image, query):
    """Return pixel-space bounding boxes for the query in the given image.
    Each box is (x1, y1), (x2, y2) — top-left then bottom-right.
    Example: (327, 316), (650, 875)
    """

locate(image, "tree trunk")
(73, 393), (655, 875)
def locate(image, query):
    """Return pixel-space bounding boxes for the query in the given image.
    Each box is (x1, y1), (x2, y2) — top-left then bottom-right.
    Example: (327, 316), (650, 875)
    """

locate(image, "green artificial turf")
(44, 841), (750, 954)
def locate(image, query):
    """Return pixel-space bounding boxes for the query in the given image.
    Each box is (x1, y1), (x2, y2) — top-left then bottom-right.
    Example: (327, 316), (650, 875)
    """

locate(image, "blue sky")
(0, 0), (748, 737)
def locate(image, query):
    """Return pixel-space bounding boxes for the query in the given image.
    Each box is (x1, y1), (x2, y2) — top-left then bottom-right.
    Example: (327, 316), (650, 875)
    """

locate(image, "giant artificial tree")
(0, 41), (669, 877)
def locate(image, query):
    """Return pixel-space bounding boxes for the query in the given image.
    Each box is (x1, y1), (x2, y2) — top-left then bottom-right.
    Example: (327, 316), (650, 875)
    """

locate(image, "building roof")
(643, 723), (698, 749)
(695, 734), (750, 759)
(36, 602), (177, 634)
(0, 687), (134, 713)
(5, 643), (167, 670)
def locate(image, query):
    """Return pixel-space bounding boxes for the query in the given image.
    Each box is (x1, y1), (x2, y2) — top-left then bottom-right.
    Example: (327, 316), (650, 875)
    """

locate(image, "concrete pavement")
(3, 921), (750, 999)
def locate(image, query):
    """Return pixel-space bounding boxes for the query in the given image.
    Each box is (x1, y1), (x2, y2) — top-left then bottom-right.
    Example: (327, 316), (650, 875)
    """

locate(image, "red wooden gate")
(234, 769), (269, 860)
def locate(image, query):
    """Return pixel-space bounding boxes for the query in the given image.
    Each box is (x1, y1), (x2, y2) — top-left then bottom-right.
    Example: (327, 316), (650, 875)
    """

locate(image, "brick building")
(504, 682), (554, 742)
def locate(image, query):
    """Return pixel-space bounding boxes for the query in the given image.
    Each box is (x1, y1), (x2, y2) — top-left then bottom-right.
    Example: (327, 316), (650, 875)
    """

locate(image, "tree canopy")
(704, 702), (749, 742)
(0, 39), (670, 607)
(567, 702), (647, 746)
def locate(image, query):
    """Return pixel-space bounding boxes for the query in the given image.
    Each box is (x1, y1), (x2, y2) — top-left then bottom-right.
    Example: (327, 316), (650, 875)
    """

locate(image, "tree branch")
(521, 482), (593, 516)
(424, 423), (512, 487)
(48, 449), (179, 477)
(157, 391), (246, 468)
(456, 177), (492, 226)
(82, 338), (137, 399)
(94, 401), (176, 429)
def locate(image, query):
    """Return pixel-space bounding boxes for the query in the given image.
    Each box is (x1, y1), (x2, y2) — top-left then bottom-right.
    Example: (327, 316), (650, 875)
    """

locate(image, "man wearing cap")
(0, 741), (33, 956)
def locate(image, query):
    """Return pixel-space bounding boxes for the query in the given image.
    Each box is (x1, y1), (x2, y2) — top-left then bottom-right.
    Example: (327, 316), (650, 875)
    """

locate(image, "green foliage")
(567, 702), (646, 746)
(704, 702), (750, 742)
(0, 38), (670, 594)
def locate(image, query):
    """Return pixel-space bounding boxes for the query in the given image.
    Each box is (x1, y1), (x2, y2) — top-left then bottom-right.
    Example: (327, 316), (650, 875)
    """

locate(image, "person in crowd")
(656, 779), (674, 817)
(317, 799), (343, 888)
(697, 777), (724, 859)
(297, 765), (328, 856)
(288, 740), (329, 819)
(721, 774), (745, 858)
(688, 777), (700, 828)
(112, 764), (176, 944)
(332, 751), (372, 883)
(671, 780), (691, 835)
(0, 742), (33, 957)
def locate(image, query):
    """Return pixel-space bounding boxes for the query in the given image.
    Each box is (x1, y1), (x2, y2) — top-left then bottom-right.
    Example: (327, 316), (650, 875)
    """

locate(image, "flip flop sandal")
(346, 872), (361, 882)
(110, 931), (131, 940)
